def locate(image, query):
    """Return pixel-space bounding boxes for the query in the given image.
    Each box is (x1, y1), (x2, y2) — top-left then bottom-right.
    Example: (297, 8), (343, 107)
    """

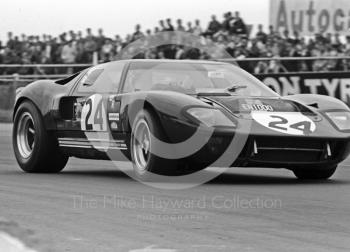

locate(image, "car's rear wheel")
(292, 165), (337, 180)
(131, 110), (177, 180)
(13, 101), (68, 173)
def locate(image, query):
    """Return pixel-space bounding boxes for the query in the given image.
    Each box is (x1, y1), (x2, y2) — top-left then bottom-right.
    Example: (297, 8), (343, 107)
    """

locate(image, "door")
(57, 62), (127, 151)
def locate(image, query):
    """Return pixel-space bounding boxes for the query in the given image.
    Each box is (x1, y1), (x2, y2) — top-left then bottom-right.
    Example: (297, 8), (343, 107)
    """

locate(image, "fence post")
(92, 52), (98, 65)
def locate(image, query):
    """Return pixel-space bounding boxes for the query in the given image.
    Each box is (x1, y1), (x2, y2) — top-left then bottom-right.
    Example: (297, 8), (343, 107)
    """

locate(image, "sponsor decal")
(208, 71), (225, 78)
(110, 122), (118, 130)
(242, 103), (274, 112)
(270, 0), (350, 35)
(252, 111), (316, 136)
(108, 113), (120, 121)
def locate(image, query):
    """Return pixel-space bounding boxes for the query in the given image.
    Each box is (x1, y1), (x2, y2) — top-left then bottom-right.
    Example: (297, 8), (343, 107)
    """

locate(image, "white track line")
(0, 232), (37, 252)
(129, 245), (177, 252)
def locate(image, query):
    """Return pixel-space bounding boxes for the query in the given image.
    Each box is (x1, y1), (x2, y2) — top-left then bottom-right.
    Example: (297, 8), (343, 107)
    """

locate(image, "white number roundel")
(252, 112), (316, 136)
(81, 94), (107, 131)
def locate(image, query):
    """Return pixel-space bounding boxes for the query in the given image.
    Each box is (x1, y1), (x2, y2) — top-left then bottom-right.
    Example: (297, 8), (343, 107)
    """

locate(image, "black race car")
(13, 59), (350, 180)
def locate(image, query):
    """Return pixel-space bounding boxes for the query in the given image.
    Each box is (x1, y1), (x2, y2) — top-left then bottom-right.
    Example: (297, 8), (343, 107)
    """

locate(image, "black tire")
(130, 110), (178, 180)
(13, 101), (68, 173)
(292, 166), (337, 180)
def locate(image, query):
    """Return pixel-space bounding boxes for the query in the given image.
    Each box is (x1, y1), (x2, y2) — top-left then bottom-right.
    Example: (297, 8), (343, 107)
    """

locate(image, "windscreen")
(123, 62), (278, 97)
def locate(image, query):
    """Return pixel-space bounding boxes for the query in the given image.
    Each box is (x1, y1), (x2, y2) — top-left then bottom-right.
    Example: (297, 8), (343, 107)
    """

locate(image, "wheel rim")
(16, 112), (35, 159)
(132, 119), (151, 173)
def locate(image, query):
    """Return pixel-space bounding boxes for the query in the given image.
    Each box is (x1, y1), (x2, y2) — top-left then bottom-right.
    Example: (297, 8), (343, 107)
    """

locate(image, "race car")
(12, 59), (350, 180)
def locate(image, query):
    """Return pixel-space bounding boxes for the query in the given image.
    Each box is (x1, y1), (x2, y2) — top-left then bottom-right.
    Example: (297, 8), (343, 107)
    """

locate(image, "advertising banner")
(256, 72), (350, 106)
(269, 0), (350, 36)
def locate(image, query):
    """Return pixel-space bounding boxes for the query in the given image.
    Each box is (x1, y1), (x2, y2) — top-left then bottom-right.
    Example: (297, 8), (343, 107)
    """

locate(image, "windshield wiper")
(226, 85), (248, 92)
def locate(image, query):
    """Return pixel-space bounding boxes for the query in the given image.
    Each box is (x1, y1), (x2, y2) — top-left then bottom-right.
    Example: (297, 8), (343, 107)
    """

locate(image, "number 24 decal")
(268, 115), (313, 135)
(84, 99), (104, 130)
(81, 94), (107, 131)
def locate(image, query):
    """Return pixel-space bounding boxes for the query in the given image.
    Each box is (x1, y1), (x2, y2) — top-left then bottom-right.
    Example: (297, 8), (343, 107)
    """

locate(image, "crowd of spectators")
(1, 10), (350, 75)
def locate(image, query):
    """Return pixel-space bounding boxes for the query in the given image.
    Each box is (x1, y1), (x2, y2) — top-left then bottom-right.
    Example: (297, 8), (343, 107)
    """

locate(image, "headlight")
(326, 111), (350, 130)
(186, 107), (236, 127)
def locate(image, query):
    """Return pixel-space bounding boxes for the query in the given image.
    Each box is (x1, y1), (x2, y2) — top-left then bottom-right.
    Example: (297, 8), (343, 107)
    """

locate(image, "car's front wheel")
(13, 101), (68, 173)
(131, 110), (178, 180)
(292, 165), (337, 180)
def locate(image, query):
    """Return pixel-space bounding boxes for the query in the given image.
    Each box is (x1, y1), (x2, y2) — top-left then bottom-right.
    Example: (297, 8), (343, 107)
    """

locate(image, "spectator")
(332, 33), (342, 50)
(131, 24), (144, 41)
(100, 38), (114, 62)
(256, 24), (266, 43)
(165, 18), (174, 31)
(154, 27), (160, 34)
(187, 21), (194, 33)
(6, 32), (15, 50)
(159, 20), (166, 31)
(229, 11), (247, 35)
(206, 15), (221, 36)
(268, 25), (275, 37)
(0, 42), (3, 74)
(174, 45), (184, 59)
(184, 45), (201, 59)
(193, 19), (202, 36)
(82, 29), (97, 63)
(293, 30), (300, 44)
(222, 12), (233, 31)
(96, 28), (106, 52)
(267, 58), (287, 73)
(176, 19), (185, 32)
(282, 30), (294, 44)
(346, 36), (350, 51)
(344, 36), (350, 70)
(61, 40), (77, 64)
(20, 34), (26, 43)
(145, 29), (152, 36)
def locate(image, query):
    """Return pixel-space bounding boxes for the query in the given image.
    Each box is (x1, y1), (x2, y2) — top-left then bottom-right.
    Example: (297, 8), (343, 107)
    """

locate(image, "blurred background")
(1, 0), (350, 121)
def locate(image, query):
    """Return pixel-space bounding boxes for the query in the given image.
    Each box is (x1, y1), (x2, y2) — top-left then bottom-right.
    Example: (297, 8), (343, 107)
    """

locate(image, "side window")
(123, 70), (153, 93)
(82, 69), (104, 86)
(77, 67), (104, 93)
(123, 70), (136, 93)
(76, 62), (126, 94)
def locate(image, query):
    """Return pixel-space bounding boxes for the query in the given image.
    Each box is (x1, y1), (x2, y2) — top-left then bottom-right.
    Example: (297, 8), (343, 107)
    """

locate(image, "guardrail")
(220, 56), (350, 62)
(0, 64), (92, 68)
(0, 56), (348, 82)
(0, 74), (69, 82)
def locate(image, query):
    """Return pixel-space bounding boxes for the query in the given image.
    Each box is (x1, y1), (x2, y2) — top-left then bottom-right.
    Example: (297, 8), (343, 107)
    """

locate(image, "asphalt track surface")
(1, 123), (350, 252)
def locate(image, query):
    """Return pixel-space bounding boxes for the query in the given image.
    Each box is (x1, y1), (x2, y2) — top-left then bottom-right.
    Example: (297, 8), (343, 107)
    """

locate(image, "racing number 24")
(84, 98), (104, 131)
(268, 115), (313, 135)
